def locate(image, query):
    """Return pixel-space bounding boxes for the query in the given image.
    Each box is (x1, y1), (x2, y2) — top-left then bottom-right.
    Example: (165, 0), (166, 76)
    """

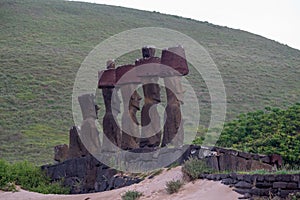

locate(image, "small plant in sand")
(165, 179), (184, 194)
(182, 157), (213, 181)
(2, 182), (18, 192)
(121, 190), (143, 200)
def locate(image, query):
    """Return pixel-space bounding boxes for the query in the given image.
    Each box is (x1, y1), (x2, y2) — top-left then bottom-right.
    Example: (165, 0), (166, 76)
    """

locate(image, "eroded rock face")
(120, 85), (141, 150)
(161, 76), (185, 147)
(101, 87), (122, 151)
(140, 77), (162, 148)
(116, 64), (142, 150)
(100, 61), (122, 152)
(68, 126), (89, 159)
(43, 154), (142, 194)
(78, 94), (101, 155)
(54, 144), (68, 163)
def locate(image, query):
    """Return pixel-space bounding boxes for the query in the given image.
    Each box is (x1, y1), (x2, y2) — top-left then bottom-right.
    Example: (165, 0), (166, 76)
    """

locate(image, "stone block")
(98, 69), (116, 88)
(273, 182), (288, 189)
(160, 46), (189, 77)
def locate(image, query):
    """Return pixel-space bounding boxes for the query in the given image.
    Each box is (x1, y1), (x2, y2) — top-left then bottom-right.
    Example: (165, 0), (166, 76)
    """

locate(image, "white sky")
(70, 0), (300, 50)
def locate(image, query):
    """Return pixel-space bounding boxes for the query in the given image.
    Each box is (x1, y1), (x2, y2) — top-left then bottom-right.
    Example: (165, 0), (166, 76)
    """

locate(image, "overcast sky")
(70, 0), (300, 50)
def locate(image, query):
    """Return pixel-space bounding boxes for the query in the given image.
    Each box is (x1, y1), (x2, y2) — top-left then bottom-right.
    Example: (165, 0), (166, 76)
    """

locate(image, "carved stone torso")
(120, 84), (141, 150)
(140, 77), (162, 148)
(101, 88), (121, 151)
(161, 76), (184, 147)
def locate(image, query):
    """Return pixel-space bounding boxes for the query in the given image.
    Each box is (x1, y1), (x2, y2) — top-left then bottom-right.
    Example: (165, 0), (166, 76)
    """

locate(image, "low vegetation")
(215, 103), (300, 166)
(239, 168), (300, 175)
(0, 159), (70, 194)
(182, 157), (214, 181)
(121, 190), (143, 200)
(165, 179), (184, 194)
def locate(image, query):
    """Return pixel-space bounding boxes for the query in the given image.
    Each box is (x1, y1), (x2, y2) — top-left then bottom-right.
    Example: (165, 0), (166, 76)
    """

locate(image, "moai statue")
(98, 60), (122, 151)
(78, 93), (101, 155)
(68, 126), (90, 159)
(136, 46), (162, 148)
(160, 46), (189, 147)
(116, 64), (142, 150)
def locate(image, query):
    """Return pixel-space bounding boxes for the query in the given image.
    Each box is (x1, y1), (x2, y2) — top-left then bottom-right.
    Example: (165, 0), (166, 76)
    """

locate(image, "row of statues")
(78, 46), (189, 153)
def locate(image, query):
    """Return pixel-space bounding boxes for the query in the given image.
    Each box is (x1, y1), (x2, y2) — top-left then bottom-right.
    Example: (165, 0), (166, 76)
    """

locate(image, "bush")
(216, 103), (300, 166)
(0, 159), (69, 194)
(288, 192), (300, 200)
(182, 157), (213, 181)
(122, 190), (143, 200)
(121, 190), (143, 200)
(165, 179), (184, 194)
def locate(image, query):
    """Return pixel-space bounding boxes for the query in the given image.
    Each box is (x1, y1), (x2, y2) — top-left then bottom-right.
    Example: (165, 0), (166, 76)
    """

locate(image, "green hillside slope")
(0, 0), (299, 164)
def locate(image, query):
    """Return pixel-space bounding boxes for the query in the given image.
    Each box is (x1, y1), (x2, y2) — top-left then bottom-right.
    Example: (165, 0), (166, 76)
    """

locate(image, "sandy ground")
(0, 167), (242, 200)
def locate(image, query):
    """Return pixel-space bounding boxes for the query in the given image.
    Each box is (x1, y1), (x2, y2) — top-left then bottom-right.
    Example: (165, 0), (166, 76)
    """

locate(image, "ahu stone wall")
(201, 173), (300, 198)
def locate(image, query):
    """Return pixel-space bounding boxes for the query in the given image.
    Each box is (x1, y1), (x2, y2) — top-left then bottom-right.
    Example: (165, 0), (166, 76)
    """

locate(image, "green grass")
(182, 157), (214, 181)
(121, 190), (143, 200)
(0, 159), (70, 194)
(0, 0), (299, 164)
(165, 179), (184, 194)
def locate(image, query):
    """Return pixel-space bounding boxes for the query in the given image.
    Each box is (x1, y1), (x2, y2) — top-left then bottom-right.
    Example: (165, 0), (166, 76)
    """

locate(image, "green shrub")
(121, 190), (143, 200)
(0, 159), (69, 194)
(2, 182), (18, 192)
(165, 179), (184, 194)
(182, 157), (213, 181)
(288, 192), (300, 200)
(216, 103), (300, 166)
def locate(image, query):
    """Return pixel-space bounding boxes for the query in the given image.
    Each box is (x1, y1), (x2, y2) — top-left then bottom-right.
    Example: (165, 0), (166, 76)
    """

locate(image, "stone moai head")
(142, 46), (156, 58)
(98, 60), (117, 89)
(106, 59), (115, 69)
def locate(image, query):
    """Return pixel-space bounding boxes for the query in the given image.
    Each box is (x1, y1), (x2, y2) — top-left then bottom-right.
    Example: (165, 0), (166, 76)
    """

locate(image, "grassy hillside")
(0, 0), (299, 164)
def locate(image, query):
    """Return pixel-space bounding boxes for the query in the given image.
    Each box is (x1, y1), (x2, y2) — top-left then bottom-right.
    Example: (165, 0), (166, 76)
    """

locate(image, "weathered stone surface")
(260, 156), (271, 163)
(68, 126), (89, 159)
(120, 84), (141, 150)
(264, 175), (276, 182)
(140, 76), (162, 148)
(78, 94), (101, 154)
(235, 181), (253, 189)
(233, 188), (252, 195)
(250, 188), (273, 196)
(279, 189), (300, 198)
(238, 151), (252, 160)
(275, 174), (291, 182)
(250, 160), (272, 171)
(54, 144), (68, 163)
(273, 182), (288, 189)
(161, 76), (184, 147)
(160, 46), (189, 76)
(287, 182), (298, 189)
(98, 69), (116, 89)
(135, 57), (161, 77)
(42, 154), (141, 194)
(221, 178), (235, 185)
(269, 154), (283, 168)
(142, 46), (156, 58)
(256, 181), (273, 188)
(116, 64), (141, 85)
(204, 156), (219, 171)
(101, 87), (122, 151)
